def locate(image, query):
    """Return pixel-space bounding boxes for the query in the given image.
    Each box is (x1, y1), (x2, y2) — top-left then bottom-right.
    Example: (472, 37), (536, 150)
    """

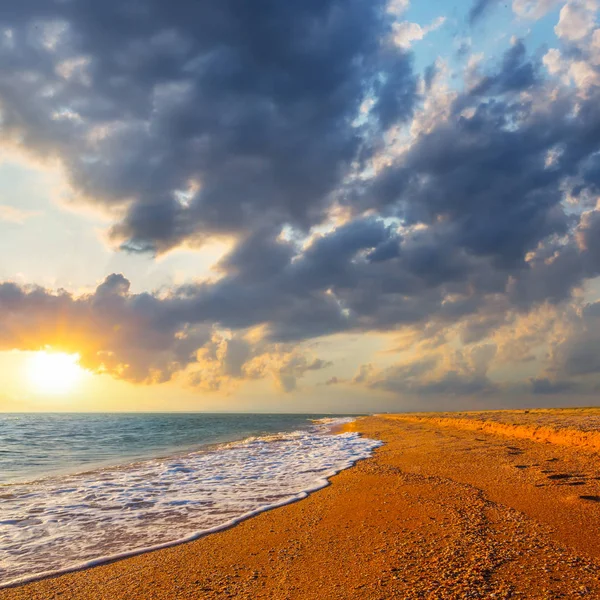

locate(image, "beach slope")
(3, 410), (600, 599)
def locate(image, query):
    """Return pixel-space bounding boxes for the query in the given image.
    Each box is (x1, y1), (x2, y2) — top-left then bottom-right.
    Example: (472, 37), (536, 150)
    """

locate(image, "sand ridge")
(385, 408), (600, 453)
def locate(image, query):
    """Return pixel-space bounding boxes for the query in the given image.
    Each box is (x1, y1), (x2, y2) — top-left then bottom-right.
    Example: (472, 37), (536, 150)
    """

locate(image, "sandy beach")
(3, 409), (600, 599)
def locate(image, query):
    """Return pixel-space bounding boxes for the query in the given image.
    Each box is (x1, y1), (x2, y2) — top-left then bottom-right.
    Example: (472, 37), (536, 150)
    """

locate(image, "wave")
(0, 417), (380, 587)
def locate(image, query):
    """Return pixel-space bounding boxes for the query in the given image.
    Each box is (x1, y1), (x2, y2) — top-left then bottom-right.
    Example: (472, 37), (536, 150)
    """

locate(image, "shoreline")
(3, 410), (600, 599)
(1, 416), (377, 589)
(1, 439), (377, 590)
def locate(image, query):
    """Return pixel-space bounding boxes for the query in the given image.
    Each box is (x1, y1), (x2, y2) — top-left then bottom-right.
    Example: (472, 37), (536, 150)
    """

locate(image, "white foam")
(0, 418), (381, 587)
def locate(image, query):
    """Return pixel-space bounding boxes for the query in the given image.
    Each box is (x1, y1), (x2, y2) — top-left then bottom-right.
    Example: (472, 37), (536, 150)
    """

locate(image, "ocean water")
(0, 413), (380, 586)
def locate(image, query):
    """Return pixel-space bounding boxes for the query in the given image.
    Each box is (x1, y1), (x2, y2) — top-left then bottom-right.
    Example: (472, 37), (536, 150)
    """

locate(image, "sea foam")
(0, 418), (380, 587)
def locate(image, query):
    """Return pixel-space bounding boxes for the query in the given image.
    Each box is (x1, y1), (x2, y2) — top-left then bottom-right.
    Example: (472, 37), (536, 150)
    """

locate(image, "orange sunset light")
(27, 351), (87, 395)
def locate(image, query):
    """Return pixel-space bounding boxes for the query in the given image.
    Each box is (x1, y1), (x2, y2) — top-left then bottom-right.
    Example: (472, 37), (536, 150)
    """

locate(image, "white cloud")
(543, 47), (563, 74)
(543, 47), (600, 91)
(512, 0), (561, 20)
(392, 16), (446, 49)
(0, 205), (40, 224)
(555, 0), (598, 41)
(569, 59), (600, 88)
(543, 2), (600, 92)
(387, 0), (410, 17)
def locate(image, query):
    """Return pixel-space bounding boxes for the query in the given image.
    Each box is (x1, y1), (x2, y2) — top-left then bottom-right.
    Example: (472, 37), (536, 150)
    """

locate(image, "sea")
(0, 413), (380, 586)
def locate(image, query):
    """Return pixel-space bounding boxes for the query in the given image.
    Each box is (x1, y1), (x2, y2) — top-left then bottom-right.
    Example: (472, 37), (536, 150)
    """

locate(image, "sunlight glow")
(27, 351), (85, 395)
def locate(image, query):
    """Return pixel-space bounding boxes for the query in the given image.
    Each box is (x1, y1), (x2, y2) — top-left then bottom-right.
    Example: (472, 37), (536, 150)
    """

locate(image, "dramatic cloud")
(354, 342), (498, 397)
(190, 334), (332, 393)
(0, 0), (417, 254)
(0, 274), (205, 383)
(1, 0), (600, 404)
(0, 274), (331, 391)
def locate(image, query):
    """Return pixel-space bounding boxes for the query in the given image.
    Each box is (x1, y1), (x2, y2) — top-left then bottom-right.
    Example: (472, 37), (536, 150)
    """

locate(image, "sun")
(27, 351), (85, 395)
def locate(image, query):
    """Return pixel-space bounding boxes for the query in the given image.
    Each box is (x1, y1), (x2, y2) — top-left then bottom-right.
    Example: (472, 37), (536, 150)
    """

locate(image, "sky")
(1, 0), (600, 412)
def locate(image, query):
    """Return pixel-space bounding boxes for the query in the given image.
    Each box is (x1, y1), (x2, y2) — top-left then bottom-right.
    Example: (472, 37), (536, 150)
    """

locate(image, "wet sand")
(3, 410), (600, 599)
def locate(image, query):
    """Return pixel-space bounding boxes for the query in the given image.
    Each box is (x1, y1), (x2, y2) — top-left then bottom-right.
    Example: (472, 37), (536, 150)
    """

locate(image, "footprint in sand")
(506, 446), (524, 456)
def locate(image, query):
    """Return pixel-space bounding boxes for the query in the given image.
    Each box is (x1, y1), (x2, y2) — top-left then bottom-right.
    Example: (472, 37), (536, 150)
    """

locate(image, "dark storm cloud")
(530, 378), (575, 395)
(0, 0), (416, 253)
(370, 102), (568, 266)
(364, 46), (600, 303)
(470, 40), (538, 96)
(506, 243), (586, 308)
(174, 217), (412, 341)
(2, 4), (600, 399)
(371, 50), (418, 130)
(581, 153), (600, 190)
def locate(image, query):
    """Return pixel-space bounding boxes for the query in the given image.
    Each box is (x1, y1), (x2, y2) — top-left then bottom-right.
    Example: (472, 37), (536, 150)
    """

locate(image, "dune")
(385, 407), (600, 452)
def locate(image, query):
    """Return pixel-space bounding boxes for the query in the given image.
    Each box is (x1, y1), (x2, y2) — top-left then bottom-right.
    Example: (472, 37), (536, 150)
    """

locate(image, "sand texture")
(3, 410), (600, 599)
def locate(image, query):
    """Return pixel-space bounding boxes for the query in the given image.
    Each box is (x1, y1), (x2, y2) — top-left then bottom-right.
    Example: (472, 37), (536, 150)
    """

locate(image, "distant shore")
(3, 410), (600, 599)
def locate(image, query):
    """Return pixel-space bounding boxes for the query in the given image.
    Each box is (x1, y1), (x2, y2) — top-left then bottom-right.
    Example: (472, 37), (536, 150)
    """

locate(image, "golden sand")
(3, 410), (600, 599)
(388, 408), (600, 452)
